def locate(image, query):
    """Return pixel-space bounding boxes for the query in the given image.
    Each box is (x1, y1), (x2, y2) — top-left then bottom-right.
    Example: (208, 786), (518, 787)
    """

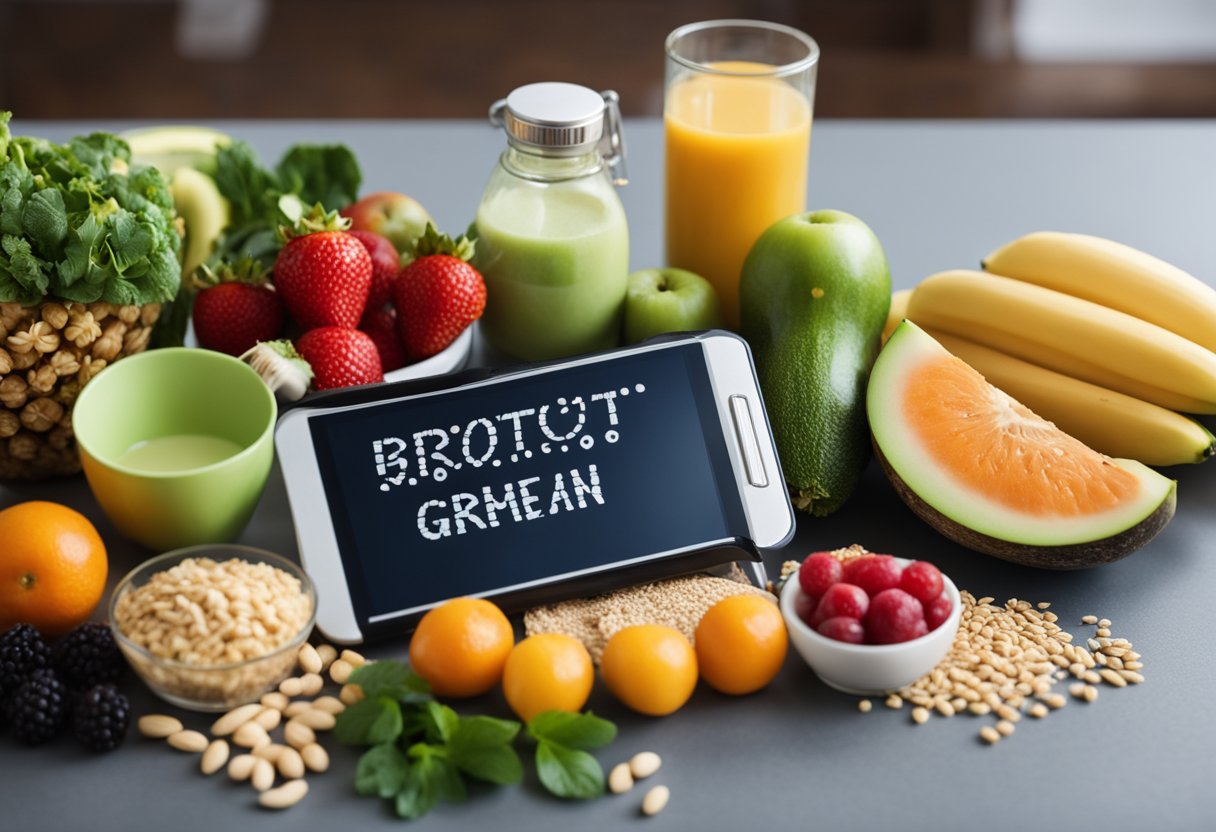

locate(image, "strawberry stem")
(277, 202), (352, 243)
(192, 256), (272, 289)
(403, 222), (476, 265)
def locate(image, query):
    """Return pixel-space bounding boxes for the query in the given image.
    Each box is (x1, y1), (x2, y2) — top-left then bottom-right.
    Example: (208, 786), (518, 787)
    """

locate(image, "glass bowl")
(108, 544), (316, 712)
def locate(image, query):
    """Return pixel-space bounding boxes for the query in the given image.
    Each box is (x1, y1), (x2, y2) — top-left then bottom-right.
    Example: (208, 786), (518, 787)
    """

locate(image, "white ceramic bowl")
(384, 323), (474, 382)
(779, 557), (962, 695)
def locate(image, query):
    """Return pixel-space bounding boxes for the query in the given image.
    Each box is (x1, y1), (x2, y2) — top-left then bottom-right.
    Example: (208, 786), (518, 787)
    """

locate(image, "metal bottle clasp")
(599, 90), (628, 187)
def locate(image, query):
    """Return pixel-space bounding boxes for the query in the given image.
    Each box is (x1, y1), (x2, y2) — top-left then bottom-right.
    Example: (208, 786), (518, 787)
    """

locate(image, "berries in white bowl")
(780, 551), (962, 695)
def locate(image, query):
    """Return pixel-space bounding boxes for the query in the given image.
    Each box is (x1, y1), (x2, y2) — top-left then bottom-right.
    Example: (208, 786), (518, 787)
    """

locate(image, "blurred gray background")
(3, 0), (1216, 119)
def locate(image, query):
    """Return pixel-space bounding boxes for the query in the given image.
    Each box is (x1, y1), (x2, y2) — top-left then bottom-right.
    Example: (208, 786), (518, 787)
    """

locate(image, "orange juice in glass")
(665, 21), (819, 329)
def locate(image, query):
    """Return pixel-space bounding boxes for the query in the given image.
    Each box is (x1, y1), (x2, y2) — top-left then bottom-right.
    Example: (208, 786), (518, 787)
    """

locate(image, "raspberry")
(794, 591), (819, 627)
(798, 552), (842, 598)
(925, 595), (954, 632)
(865, 589), (927, 644)
(817, 617), (865, 644)
(842, 555), (903, 598)
(811, 583), (869, 628)
(899, 561), (945, 604)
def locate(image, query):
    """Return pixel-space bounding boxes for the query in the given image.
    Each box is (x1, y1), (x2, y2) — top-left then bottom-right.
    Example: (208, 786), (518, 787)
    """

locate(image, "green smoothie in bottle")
(475, 83), (630, 361)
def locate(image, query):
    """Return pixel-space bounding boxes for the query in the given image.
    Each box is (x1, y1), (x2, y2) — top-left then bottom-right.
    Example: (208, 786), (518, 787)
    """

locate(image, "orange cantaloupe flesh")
(903, 352), (1141, 516)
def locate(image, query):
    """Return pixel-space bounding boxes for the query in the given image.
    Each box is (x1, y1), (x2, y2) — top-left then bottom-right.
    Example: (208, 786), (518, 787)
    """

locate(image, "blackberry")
(0, 624), (50, 700)
(53, 623), (125, 689)
(6, 668), (68, 745)
(72, 684), (131, 753)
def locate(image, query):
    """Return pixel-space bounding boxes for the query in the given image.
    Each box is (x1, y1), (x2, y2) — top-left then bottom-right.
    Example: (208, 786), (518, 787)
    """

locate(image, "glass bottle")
(475, 82), (629, 361)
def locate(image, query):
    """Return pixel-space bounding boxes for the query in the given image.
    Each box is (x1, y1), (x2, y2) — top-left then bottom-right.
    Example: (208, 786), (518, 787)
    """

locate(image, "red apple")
(341, 191), (434, 255)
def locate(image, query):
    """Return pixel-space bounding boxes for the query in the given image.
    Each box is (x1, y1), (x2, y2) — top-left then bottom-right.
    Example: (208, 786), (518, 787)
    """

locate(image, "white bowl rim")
(383, 323), (474, 382)
(780, 555), (962, 655)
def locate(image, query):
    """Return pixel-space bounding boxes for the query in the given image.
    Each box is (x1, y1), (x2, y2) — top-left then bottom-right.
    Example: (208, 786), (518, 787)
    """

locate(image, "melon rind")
(868, 321), (1176, 550)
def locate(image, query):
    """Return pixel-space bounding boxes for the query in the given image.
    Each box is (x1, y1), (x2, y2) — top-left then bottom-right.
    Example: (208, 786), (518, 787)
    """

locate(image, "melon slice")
(868, 321), (1176, 569)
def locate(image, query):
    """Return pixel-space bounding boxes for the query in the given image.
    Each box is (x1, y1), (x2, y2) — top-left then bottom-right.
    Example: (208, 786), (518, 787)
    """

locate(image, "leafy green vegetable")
(0, 111), (181, 306)
(335, 695), (404, 746)
(210, 139), (360, 268)
(334, 660), (615, 821)
(526, 710), (616, 799)
(535, 741), (605, 800)
(526, 710), (618, 751)
(152, 136), (361, 345)
(356, 742), (409, 798)
(348, 661), (431, 704)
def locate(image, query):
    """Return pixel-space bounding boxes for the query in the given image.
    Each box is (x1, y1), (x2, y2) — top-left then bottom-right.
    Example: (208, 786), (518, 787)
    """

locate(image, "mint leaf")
(451, 714), (520, 751)
(451, 743), (523, 786)
(395, 745), (465, 820)
(535, 741), (604, 800)
(355, 743), (409, 798)
(527, 711), (617, 750)
(348, 661), (431, 704)
(417, 701), (459, 744)
(447, 715), (522, 785)
(334, 695), (403, 746)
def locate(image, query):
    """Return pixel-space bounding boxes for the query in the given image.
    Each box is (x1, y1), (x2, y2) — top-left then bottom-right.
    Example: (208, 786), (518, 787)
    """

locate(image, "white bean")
(258, 779), (309, 809)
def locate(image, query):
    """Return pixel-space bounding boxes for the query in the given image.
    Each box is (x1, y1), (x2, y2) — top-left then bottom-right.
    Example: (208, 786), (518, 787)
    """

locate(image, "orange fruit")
(694, 595), (787, 695)
(408, 597), (514, 697)
(600, 624), (697, 717)
(0, 501), (107, 637)
(501, 633), (594, 722)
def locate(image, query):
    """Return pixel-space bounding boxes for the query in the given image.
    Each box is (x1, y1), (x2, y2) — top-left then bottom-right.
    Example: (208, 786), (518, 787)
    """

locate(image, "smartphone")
(275, 330), (795, 644)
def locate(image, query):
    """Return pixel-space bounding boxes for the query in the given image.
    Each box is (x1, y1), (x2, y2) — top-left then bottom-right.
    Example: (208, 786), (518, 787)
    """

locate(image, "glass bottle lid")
(500, 82), (606, 151)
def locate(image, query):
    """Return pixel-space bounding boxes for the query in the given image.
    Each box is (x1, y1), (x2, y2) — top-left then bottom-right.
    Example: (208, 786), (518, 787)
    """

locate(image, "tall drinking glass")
(664, 20), (819, 330)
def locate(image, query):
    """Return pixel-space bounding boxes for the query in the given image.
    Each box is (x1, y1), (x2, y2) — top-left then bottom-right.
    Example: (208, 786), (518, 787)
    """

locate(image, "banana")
(882, 288), (911, 344)
(906, 270), (1216, 414)
(927, 330), (1214, 466)
(170, 167), (230, 279)
(983, 231), (1216, 353)
(122, 125), (232, 178)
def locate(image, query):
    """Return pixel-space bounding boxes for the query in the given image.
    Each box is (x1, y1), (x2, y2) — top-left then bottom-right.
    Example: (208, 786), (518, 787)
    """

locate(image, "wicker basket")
(0, 300), (161, 480)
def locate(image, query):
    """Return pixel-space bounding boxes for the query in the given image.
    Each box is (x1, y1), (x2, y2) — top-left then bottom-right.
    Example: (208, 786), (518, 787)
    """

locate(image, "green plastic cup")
(73, 348), (277, 551)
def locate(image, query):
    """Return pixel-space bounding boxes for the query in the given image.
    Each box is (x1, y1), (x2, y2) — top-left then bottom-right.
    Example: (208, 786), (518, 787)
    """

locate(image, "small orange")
(600, 624), (697, 717)
(694, 595), (788, 695)
(408, 597), (514, 697)
(502, 633), (594, 722)
(0, 501), (108, 637)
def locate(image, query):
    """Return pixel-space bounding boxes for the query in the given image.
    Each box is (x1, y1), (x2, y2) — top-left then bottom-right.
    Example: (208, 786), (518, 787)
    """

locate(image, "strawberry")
(274, 208), (372, 330)
(360, 304), (409, 373)
(295, 326), (384, 391)
(349, 230), (401, 310)
(394, 225), (486, 360)
(192, 259), (285, 356)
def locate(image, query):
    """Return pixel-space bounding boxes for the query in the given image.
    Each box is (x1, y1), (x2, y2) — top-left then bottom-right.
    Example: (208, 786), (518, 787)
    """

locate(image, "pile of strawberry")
(193, 211), (485, 391)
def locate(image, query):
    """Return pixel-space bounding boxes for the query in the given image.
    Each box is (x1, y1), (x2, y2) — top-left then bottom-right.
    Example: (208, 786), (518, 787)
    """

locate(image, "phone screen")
(308, 342), (747, 624)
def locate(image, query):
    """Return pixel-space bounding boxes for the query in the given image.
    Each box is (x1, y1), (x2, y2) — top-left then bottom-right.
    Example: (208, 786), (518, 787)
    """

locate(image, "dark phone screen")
(308, 342), (746, 623)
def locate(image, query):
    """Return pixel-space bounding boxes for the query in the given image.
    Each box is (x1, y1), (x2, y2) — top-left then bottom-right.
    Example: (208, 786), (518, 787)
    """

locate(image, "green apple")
(623, 268), (721, 344)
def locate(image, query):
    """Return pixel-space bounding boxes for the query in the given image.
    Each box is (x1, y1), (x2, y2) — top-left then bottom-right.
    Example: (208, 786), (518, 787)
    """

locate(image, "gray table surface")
(3, 118), (1215, 832)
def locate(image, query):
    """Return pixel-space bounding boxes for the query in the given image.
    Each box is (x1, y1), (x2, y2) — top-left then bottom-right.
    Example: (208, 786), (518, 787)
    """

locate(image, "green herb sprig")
(335, 660), (618, 820)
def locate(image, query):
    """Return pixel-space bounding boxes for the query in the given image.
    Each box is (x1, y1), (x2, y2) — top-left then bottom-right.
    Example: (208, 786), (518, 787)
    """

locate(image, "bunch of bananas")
(888, 231), (1216, 467)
